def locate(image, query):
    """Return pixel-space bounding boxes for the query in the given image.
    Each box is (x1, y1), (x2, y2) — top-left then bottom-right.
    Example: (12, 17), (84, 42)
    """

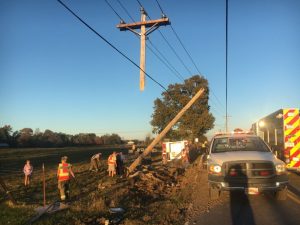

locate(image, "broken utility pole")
(127, 88), (205, 174)
(117, 8), (170, 91)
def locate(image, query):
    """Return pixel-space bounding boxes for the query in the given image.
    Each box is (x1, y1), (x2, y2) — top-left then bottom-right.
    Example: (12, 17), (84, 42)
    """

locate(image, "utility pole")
(117, 8), (170, 91)
(224, 115), (231, 133)
(127, 88), (205, 174)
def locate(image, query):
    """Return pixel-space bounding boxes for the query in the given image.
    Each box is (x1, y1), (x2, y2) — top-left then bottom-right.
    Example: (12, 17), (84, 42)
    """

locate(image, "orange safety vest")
(108, 155), (116, 165)
(58, 163), (71, 181)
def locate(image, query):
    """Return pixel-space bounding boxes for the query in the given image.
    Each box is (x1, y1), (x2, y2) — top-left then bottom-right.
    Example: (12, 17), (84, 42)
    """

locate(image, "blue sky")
(1, 0), (299, 140)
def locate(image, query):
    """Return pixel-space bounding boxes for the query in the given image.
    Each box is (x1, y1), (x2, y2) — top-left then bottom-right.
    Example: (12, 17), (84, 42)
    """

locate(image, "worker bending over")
(89, 153), (102, 172)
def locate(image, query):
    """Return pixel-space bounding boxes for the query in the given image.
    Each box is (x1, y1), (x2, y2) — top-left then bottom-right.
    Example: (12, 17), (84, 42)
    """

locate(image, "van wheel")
(275, 187), (287, 200)
(209, 186), (220, 200)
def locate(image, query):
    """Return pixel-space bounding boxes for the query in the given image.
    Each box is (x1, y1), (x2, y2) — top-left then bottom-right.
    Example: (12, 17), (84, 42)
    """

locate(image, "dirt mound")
(87, 155), (224, 225)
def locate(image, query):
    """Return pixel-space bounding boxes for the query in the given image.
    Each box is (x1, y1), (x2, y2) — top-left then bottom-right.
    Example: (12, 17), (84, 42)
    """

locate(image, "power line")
(225, 0), (229, 132)
(57, 0), (168, 93)
(155, 0), (165, 16)
(136, 0), (143, 8)
(104, 0), (124, 23)
(158, 30), (194, 76)
(123, 0), (226, 130)
(146, 41), (184, 81)
(148, 39), (184, 81)
(116, 0), (135, 23)
(136, 0), (193, 77)
(154, 0), (202, 75)
(113, 0), (185, 82)
(154, 0), (226, 112)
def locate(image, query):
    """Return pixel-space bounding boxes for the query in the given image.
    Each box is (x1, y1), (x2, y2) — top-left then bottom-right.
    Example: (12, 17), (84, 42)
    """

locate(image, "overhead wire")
(57, 0), (223, 136)
(57, 0), (169, 93)
(136, 0), (143, 8)
(154, 0), (226, 113)
(133, 0), (225, 118)
(104, 0), (124, 23)
(116, 0), (135, 22)
(148, 39), (184, 81)
(135, 0), (194, 77)
(115, 0), (184, 82)
(225, 0), (229, 132)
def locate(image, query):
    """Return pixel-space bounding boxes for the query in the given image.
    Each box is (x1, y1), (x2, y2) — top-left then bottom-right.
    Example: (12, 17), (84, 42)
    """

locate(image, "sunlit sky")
(1, 0), (299, 140)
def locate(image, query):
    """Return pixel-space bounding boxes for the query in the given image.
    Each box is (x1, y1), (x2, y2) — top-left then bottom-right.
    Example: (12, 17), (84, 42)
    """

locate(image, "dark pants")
(116, 161), (124, 175)
(58, 180), (70, 201)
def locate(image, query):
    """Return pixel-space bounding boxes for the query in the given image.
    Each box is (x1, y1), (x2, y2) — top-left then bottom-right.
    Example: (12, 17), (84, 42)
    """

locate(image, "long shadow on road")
(228, 164), (256, 225)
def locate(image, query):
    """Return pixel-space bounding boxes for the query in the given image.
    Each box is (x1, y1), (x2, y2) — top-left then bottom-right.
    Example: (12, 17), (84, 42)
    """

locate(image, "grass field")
(0, 147), (208, 225)
(0, 146), (131, 224)
(0, 146), (129, 176)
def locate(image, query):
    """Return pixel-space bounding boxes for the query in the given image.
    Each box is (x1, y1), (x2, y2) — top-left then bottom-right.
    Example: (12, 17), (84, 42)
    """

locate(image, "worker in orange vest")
(57, 156), (75, 201)
(107, 152), (117, 177)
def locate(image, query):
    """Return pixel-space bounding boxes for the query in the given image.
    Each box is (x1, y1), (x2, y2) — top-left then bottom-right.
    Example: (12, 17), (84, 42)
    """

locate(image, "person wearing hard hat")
(57, 156), (75, 201)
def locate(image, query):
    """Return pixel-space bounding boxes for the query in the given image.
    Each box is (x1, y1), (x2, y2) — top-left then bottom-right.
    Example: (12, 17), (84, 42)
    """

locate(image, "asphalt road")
(193, 190), (300, 225)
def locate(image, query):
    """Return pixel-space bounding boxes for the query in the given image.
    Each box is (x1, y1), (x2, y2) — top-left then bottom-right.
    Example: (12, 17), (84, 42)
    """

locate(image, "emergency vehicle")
(162, 140), (188, 161)
(207, 132), (288, 200)
(252, 108), (300, 171)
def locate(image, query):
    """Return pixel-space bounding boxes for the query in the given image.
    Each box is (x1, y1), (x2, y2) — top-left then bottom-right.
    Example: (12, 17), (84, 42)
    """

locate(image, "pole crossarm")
(117, 18), (170, 31)
(117, 8), (170, 91)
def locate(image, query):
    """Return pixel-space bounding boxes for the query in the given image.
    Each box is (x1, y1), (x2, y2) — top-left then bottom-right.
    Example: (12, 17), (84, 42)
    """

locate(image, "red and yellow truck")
(252, 108), (300, 171)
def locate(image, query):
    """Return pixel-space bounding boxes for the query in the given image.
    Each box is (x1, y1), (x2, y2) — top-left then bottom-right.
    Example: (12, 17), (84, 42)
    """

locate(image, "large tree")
(150, 75), (215, 141)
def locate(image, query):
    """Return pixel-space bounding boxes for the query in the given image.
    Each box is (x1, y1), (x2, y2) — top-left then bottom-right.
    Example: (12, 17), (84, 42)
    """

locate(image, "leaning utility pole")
(127, 88), (205, 174)
(117, 8), (170, 91)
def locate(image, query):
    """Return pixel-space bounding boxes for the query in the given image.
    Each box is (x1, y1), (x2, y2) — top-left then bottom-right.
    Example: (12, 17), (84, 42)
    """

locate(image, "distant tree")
(18, 128), (34, 147)
(100, 133), (122, 145)
(41, 129), (63, 147)
(144, 134), (152, 145)
(10, 131), (20, 147)
(0, 125), (12, 144)
(234, 128), (243, 133)
(151, 75), (215, 141)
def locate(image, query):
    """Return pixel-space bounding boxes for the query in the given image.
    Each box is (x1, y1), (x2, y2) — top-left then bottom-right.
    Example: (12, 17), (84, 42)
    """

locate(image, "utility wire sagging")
(57, 0), (168, 93)
(112, 0), (185, 82)
(154, 0), (226, 113)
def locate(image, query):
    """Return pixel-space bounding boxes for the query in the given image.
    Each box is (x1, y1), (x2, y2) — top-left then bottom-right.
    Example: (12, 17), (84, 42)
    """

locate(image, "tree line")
(0, 125), (124, 148)
(1, 75), (214, 147)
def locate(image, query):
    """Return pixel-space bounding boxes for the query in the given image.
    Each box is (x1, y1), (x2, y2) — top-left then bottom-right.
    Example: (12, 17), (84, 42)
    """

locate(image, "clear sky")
(1, 0), (299, 140)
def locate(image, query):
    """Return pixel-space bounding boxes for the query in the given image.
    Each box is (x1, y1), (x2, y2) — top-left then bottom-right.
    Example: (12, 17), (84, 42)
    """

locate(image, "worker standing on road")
(57, 156), (75, 202)
(107, 152), (117, 177)
(89, 153), (102, 172)
(23, 160), (33, 187)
